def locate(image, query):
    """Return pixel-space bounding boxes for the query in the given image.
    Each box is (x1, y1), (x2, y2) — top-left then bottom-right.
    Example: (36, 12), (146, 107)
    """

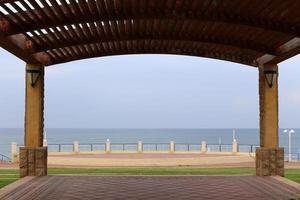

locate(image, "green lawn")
(0, 167), (300, 189)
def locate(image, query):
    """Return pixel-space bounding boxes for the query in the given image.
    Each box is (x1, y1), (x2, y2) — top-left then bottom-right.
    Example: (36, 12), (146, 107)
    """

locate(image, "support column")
(105, 139), (111, 153)
(11, 142), (18, 163)
(170, 141), (175, 153)
(201, 141), (207, 153)
(256, 64), (284, 176)
(232, 140), (238, 154)
(20, 63), (47, 178)
(138, 141), (143, 153)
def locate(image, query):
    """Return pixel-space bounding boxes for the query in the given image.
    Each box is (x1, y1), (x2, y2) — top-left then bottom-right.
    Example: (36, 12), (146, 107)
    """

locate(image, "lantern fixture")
(26, 69), (40, 87)
(264, 70), (278, 88)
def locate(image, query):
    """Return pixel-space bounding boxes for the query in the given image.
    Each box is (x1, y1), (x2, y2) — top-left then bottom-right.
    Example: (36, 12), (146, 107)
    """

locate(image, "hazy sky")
(0, 47), (299, 128)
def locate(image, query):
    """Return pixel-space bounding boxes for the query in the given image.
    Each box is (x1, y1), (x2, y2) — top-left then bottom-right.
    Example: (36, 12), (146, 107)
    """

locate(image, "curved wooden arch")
(0, 0), (299, 67)
(45, 39), (256, 66)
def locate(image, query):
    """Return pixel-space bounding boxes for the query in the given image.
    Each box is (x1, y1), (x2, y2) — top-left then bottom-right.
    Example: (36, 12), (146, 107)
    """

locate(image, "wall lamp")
(26, 69), (41, 87)
(264, 70), (278, 88)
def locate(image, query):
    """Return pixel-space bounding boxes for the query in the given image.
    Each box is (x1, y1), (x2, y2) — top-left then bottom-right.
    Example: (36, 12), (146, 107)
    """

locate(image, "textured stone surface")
(19, 147), (47, 177)
(256, 148), (284, 176)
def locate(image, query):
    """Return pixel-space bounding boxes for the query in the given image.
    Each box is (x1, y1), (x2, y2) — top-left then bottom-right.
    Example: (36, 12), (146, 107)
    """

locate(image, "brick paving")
(1, 175), (300, 200)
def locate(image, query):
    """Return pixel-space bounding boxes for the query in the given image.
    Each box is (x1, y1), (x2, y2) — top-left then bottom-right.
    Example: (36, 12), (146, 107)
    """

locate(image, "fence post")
(201, 141), (207, 153)
(43, 138), (47, 147)
(73, 141), (79, 154)
(11, 142), (18, 163)
(170, 141), (175, 153)
(138, 141), (143, 153)
(232, 140), (238, 154)
(105, 139), (111, 153)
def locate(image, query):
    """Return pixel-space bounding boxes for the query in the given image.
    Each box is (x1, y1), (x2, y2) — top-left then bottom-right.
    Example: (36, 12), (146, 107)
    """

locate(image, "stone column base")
(19, 147), (47, 178)
(256, 147), (284, 176)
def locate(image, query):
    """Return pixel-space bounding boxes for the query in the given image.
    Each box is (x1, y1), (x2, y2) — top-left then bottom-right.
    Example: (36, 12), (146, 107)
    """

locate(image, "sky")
(0, 47), (299, 129)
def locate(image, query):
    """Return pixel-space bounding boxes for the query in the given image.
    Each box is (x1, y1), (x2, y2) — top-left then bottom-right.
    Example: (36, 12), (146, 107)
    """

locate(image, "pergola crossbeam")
(0, 33), (49, 64)
(256, 37), (300, 65)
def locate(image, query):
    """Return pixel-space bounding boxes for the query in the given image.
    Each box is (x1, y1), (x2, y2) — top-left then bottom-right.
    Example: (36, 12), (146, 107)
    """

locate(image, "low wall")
(11, 140), (257, 163)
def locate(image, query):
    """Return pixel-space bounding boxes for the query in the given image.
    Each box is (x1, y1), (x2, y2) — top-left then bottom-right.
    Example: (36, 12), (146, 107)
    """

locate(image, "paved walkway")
(47, 153), (255, 167)
(1, 175), (300, 200)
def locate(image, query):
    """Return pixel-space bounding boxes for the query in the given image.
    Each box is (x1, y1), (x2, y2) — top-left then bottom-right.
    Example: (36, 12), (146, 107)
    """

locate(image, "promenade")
(47, 153), (254, 168)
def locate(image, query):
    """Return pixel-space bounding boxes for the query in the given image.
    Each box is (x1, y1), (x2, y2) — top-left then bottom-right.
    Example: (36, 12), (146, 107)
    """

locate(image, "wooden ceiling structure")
(0, 0), (299, 67)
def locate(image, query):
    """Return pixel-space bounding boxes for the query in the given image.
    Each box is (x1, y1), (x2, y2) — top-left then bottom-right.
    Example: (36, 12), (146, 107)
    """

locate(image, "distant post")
(232, 140), (238, 154)
(138, 141), (143, 153)
(73, 141), (79, 154)
(105, 139), (111, 153)
(201, 141), (207, 153)
(170, 141), (175, 153)
(43, 139), (48, 147)
(11, 142), (18, 163)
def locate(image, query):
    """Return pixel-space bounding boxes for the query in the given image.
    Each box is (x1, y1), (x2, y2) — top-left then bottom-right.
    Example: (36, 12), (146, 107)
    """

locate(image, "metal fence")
(0, 154), (11, 163)
(143, 143), (170, 151)
(285, 153), (300, 161)
(174, 144), (201, 152)
(47, 143), (106, 152)
(10, 142), (300, 161)
(44, 143), (259, 153)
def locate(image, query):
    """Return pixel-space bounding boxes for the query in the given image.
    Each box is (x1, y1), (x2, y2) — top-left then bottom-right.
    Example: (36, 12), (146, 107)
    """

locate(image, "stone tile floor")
(1, 175), (300, 200)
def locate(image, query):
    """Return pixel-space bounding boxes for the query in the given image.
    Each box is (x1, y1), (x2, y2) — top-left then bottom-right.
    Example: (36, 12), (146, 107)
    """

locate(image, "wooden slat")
(1, 1), (299, 36)
(30, 25), (277, 55)
(0, 0), (299, 67)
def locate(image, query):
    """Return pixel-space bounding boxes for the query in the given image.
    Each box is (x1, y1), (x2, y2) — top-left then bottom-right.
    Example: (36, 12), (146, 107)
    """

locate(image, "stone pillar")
(105, 139), (111, 153)
(201, 141), (207, 153)
(138, 141), (143, 153)
(11, 142), (18, 163)
(20, 147), (47, 177)
(170, 141), (175, 153)
(256, 64), (283, 176)
(73, 141), (79, 154)
(232, 140), (238, 153)
(256, 148), (284, 176)
(21, 63), (47, 178)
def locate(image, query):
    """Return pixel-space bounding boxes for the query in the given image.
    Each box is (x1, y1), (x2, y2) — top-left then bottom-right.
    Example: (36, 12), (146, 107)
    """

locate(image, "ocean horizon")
(1, 128), (300, 157)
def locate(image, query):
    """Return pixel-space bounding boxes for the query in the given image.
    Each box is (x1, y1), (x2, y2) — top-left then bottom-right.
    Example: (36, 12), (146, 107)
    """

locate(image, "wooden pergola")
(0, 0), (299, 177)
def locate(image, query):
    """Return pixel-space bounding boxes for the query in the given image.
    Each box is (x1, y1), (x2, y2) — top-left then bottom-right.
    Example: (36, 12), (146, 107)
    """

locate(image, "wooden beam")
(0, 33), (51, 65)
(48, 47), (256, 67)
(256, 37), (300, 65)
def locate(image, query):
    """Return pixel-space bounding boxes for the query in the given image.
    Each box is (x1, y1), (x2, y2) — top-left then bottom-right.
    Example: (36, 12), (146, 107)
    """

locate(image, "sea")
(0, 128), (300, 157)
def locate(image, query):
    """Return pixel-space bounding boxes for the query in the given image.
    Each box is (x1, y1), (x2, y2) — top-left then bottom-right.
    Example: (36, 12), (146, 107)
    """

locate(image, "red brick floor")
(1, 175), (300, 200)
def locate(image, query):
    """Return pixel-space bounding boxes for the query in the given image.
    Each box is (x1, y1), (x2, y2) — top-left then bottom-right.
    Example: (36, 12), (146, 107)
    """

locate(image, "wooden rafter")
(0, 0), (299, 67)
(1, 9), (299, 37)
(32, 34), (277, 55)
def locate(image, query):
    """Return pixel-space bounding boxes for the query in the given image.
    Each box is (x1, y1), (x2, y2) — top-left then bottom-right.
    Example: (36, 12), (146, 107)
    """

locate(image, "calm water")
(0, 128), (299, 157)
